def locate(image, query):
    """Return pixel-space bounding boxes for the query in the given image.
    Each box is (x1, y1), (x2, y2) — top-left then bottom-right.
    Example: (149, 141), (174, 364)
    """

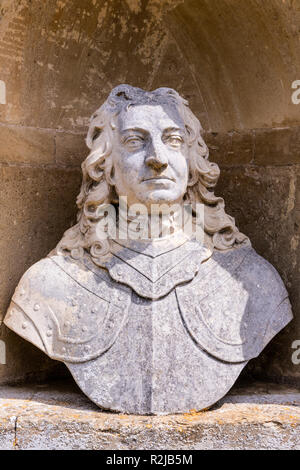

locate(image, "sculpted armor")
(5, 236), (292, 414)
(4, 85), (293, 414)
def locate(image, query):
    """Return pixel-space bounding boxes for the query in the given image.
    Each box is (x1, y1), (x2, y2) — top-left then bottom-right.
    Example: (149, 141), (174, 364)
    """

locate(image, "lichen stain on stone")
(119, 16), (129, 37)
(125, 0), (142, 15)
(97, 3), (108, 27)
(286, 175), (296, 215)
(182, 408), (206, 421)
(290, 234), (300, 254)
(145, 0), (185, 17)
(136, 28), (167, 64)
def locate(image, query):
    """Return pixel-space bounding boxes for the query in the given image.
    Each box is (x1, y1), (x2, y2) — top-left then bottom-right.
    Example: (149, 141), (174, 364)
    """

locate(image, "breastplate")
(4, 237), (292, 414)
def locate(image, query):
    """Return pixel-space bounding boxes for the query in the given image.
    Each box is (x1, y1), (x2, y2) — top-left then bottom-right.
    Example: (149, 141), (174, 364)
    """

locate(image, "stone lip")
(0, 380), (299, 450)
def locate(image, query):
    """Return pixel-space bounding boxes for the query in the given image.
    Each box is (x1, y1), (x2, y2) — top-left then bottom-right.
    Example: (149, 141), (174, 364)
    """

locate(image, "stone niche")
(0, 0), (299, 449)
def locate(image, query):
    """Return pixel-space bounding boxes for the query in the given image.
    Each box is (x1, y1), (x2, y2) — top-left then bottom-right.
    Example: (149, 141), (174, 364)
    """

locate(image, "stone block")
(55, 132), (88, 167)
(254, 127), (300, 165)
(204, 130), (253, 166)
(0, 165), (81, 384)
(289, 126), (300, 161)
(0, 324), (66, 386)
(230, 130), (254, 164)
(0, 125), (55, 165)
(0, 381), (298, 449)
(217, 165), (300, 383)
(204, 131), (232, 165)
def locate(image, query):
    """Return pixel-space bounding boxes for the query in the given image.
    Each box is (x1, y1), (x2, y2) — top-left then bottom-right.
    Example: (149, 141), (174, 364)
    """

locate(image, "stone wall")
(0, 0), (299, 384)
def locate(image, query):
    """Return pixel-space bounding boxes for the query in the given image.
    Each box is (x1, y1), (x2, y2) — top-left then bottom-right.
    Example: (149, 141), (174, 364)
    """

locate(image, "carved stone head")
(57, 85), (247, 262)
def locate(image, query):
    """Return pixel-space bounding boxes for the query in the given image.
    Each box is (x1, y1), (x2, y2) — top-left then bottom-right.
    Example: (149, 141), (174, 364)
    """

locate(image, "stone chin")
(137, 186), (185, 205)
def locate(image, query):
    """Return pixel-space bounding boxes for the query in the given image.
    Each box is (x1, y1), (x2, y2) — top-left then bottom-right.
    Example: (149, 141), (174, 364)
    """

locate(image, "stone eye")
(165, 135), (183, 148)
(124, 136), (144, 149)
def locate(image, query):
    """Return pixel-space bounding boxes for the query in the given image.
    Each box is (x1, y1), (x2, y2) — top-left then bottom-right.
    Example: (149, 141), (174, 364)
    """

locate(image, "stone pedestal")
(0, 380), (299, 450)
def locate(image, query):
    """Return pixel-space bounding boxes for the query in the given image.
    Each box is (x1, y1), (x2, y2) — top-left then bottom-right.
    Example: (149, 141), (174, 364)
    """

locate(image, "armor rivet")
(82, 326), (87, 332)
(33, 304), (40, 311)
(46, 330), (52, 337)
(64, 321), (70, 327)
(116, 268), (122, 276)
(91, 307), (97, 314)
(20, 289), (25, 296)
(62, 347), (66, 353)
(71, 299), (77, 307)
(84, 345), (90, 352)
(22, 322), (27, 329)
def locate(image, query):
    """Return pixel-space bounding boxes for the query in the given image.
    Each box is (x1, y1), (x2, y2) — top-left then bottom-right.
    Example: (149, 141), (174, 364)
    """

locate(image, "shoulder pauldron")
(5, 254), (131, 363)
(176, 247), (292, 362)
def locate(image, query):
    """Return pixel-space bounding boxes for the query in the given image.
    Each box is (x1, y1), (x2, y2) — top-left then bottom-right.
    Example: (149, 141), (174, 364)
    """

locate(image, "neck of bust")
(117, 203), (190, 241)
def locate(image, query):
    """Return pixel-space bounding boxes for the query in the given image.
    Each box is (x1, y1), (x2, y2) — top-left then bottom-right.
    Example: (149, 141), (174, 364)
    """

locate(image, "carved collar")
(94, 235), (212, 299)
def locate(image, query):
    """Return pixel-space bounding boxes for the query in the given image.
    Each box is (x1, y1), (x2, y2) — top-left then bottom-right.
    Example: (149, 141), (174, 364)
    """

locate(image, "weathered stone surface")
(0, 323), (66, 386)
(204, 130), (254, 166)
(0, 125), (55, 165)
(254, 127), (300, 166)
(0, 412), (15, 450)
(289, 127), (300, 163)
(0, 381), (299, 450)
(55, 132), (87, 167)
(1, 0), (300, 132)
(0, 165), (81, 321)
(218, 165), (300, 384)
(0, 165), (81, 384)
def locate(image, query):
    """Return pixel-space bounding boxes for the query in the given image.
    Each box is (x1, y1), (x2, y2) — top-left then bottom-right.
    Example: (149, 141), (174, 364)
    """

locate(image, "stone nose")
(145, 144), (168, 171)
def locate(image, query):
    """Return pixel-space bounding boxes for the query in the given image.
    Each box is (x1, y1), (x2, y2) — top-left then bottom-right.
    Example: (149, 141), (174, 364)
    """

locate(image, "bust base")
(0, 380), (299, 450)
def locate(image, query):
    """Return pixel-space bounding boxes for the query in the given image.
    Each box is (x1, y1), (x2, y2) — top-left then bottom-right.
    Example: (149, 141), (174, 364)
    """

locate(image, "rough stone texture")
(0, 166), (81, 318)
(55, 131), (87, 167)
(254, 127), (300, 166)
(0, 325), (66, 386)
(0, 380), (299, 450)
(218, 166), (300, 384)
(1, 0), (300, 132)
(0, 0), (299, 390)
(0, 124), (55, 165)
(0, 165), (81, 383)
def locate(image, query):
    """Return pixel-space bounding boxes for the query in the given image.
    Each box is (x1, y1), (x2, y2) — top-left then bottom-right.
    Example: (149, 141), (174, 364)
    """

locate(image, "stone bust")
(4, 85), (293, 415)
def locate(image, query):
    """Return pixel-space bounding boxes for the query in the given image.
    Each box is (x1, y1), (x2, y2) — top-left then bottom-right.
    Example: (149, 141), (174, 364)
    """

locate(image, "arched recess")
(0, 0), (299, 385)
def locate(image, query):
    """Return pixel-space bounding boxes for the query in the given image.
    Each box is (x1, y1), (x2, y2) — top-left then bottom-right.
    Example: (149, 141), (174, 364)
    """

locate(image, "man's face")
(111, 104), (189, 209)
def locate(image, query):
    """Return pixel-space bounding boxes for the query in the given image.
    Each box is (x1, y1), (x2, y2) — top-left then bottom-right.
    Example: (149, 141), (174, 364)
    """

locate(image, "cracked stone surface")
(0, 380), (299, 450)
